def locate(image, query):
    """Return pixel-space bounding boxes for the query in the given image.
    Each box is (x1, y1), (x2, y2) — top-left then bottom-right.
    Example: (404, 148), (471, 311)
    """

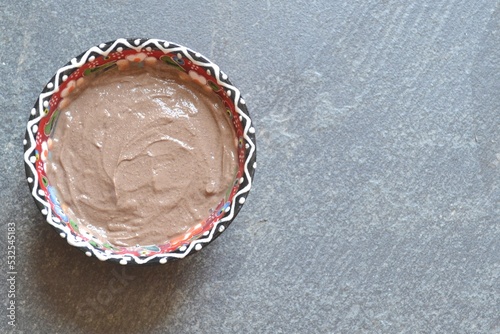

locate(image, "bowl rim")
(23, 37), (256, 265)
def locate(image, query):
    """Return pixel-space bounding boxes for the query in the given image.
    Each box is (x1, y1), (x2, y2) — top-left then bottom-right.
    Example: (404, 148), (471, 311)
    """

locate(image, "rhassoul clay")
(46, 63), (237, 247)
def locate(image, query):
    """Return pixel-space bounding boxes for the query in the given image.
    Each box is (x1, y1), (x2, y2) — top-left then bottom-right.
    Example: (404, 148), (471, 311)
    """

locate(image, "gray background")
(0, 0), (499, 333)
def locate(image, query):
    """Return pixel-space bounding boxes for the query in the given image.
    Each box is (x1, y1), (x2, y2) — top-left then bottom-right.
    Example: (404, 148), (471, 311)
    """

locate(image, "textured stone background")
(0, 0), (499, 333)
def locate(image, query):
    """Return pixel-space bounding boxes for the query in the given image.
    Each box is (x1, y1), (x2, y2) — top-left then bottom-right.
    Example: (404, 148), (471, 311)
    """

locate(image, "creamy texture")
(47, 65), (237, 247)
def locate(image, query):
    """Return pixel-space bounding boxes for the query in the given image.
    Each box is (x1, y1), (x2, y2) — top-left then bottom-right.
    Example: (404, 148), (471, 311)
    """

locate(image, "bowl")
(23, 38), (256, 265)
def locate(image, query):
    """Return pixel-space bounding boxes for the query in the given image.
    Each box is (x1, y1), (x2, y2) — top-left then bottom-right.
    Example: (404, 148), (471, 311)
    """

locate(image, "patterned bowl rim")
(23, 38), (256, 265)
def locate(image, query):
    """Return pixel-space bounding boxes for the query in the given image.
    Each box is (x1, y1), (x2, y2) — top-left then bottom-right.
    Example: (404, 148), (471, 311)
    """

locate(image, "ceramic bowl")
(23, 38), (256, 265)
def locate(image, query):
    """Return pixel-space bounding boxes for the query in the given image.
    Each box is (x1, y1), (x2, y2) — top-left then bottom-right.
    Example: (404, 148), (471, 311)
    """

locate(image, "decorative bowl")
(23, 38), (256, 265)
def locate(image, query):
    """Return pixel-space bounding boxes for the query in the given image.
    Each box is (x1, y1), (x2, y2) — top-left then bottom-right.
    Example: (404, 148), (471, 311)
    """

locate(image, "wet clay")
(47, 65), (237, 247)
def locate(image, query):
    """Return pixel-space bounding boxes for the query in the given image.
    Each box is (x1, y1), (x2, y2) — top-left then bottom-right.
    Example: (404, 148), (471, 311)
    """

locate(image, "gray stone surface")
(0, 0), (499, 333)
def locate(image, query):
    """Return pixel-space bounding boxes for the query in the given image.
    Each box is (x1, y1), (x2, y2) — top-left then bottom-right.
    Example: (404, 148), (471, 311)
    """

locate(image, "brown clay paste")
(46, 64), (237, 247)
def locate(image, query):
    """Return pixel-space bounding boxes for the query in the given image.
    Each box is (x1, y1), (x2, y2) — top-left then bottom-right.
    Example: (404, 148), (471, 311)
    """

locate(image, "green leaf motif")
(209, 81), (220, 92)
(89, 240), (99, 248)
(69, 220), (79, 232)
(160, 56), (185, 72)
(142, 245), (161, 252)
(83, 62), (116, 76)
(103, 242), (118, 250)
(44, 109), (59, 136)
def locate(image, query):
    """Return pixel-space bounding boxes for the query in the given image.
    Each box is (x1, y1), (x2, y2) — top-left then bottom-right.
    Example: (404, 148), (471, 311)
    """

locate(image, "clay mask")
(46, 64), (237, 247)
